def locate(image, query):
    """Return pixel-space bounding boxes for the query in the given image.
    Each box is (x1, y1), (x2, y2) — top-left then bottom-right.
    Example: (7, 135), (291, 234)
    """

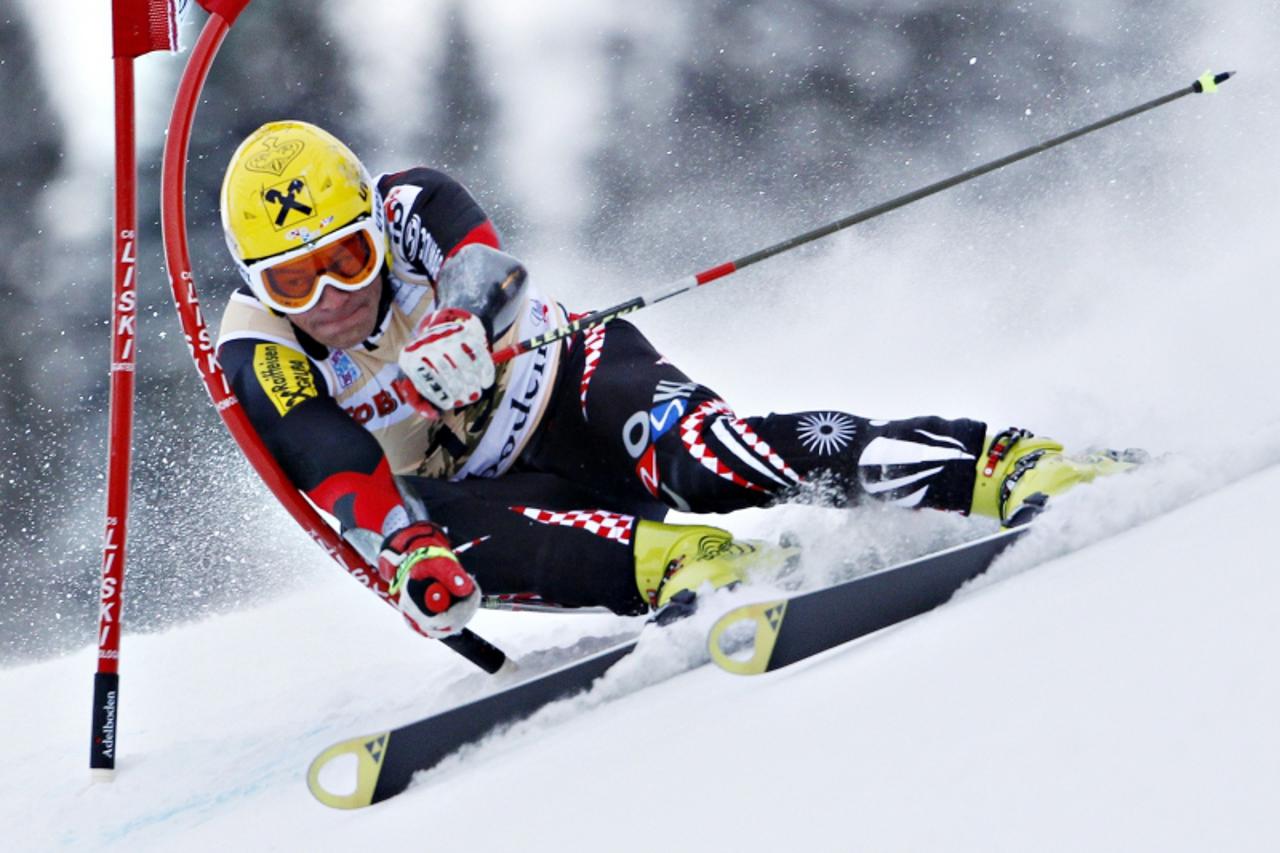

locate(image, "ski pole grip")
(442, 629), (508, 674)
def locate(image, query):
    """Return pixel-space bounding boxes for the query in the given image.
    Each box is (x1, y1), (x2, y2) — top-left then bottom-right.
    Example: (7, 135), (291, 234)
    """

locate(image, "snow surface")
(5, 461), (1279, 852)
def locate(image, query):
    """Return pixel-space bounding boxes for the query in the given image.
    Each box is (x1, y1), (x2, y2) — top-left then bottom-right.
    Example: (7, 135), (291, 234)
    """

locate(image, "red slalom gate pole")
(90, 53), (138, 781)
(159, 2), (506, 673)
(92, 0), (183, 780)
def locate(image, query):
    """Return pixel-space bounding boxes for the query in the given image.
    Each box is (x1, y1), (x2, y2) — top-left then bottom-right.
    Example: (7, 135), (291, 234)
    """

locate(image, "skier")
(216, 120), (1130, 640)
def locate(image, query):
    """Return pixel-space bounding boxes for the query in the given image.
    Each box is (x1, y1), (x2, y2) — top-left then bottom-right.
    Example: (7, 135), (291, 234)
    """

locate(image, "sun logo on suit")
(796, 412), (856, 456)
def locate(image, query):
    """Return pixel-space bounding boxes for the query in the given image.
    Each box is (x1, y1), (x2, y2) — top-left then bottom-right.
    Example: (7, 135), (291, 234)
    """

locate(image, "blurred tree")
(0, 9), (73, 657)
(585, 0), (1164, 267)
(405, 2), (515, 240)
(432, 1), (497, 179)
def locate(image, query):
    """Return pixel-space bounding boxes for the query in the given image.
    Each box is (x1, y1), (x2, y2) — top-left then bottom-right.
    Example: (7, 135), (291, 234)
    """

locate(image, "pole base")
(89, 671), (120, 773)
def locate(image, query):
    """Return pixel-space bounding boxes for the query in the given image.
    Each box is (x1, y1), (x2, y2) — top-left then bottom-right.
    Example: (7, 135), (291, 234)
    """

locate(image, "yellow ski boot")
(633, 520), (799, 618)
(970, 428), (1140, 527)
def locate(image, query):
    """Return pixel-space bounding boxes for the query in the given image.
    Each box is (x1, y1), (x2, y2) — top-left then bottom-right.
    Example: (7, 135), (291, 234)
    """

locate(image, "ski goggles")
(242, 217), (386, 314)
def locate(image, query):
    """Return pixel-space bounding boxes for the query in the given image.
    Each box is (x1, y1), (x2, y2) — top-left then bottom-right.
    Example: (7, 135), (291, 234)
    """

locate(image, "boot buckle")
(982, 427), (1033, 478)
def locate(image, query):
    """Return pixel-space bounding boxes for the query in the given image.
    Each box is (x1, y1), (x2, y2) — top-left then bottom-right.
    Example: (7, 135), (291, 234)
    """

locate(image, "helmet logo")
(286, 216), (336, 244)
(244, 136), (305, 176)
(263, 178), (316, 229)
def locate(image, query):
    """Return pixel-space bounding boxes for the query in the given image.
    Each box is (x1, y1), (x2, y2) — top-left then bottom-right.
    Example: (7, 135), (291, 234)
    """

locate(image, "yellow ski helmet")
(220, 120), (380, 267)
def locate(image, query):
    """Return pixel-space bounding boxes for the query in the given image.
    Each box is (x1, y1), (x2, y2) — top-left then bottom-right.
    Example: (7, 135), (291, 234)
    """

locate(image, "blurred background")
(2, 0), (1276, 663)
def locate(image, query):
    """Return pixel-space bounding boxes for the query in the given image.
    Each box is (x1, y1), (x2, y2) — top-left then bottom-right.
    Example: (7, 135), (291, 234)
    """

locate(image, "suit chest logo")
(329, 350), (361, 391)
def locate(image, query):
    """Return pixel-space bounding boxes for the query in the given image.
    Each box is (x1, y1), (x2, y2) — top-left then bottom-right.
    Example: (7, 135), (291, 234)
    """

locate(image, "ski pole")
(493, 70), (1234, 365)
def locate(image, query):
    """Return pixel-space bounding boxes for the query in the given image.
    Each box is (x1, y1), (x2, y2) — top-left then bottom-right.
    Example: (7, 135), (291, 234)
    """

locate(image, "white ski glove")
(378, 521), (480, 639)
(397, 307), (495, 415)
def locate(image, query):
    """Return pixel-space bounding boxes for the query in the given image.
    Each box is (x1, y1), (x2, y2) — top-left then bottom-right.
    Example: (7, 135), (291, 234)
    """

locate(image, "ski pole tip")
(1194, 70), (1235, 93)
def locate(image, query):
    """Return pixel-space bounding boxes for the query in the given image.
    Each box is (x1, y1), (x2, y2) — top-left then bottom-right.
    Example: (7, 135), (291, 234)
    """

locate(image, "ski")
(307, 638), (638, 809)
(308, 527), (1028, 808)
(708, 525), (1030, 675)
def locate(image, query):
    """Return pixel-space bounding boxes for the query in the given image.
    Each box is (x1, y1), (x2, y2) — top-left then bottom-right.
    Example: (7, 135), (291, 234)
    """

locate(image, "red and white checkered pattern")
(679, 400), (767, 492)
(578, 324), (608, 419)
(725, 413), (802, 485)
(513, 505), (635, 545)
(679, 399), (802, 492)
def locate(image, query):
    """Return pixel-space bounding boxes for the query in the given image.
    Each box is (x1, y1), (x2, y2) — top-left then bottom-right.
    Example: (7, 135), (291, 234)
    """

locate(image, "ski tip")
(707, 600), (787, 676)
(307, 730), (391, 809)
(1193, 70), (1235, 93)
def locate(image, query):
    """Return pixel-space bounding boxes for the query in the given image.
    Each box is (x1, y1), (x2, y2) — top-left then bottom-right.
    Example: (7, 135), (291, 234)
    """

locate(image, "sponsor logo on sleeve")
(253, 343), (319, 416)
(383, 184), (444, 281)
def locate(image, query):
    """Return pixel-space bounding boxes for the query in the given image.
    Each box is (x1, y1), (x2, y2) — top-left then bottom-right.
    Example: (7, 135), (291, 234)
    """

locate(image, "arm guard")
(433, 243), (529, 340)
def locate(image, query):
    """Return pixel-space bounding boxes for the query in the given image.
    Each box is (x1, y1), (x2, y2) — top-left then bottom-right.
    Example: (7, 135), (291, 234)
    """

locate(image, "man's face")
(288, 273), (383, 350)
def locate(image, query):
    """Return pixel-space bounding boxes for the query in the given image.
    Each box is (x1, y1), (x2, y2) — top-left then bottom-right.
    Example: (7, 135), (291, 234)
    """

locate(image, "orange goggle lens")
(259, 228), (379, 311)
